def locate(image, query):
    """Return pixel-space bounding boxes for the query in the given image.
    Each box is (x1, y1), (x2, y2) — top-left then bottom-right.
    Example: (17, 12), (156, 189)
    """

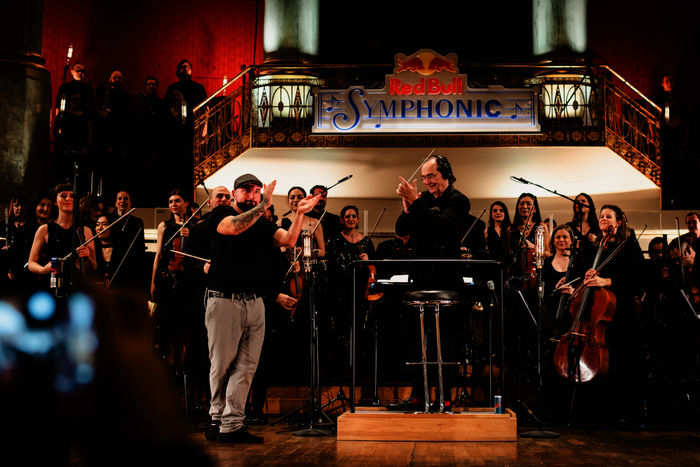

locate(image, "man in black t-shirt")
(204, 174), (319, 443)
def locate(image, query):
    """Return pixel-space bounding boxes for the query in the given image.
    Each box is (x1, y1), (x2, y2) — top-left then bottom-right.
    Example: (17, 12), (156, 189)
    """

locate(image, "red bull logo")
(394, 49), (458, 75)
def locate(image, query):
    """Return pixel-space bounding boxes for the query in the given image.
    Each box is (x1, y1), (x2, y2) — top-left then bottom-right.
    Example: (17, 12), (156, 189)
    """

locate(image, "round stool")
(403, 290), (461, 413)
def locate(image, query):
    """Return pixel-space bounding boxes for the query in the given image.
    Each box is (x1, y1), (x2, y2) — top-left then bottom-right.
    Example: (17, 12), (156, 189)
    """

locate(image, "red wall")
(588, 0), (693, 98)
(41, 1), (691, 112)
(42, 0), (264, 107)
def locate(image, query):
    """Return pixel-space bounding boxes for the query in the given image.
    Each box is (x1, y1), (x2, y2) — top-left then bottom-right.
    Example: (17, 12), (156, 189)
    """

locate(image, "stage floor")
(189, 422), (700, 466)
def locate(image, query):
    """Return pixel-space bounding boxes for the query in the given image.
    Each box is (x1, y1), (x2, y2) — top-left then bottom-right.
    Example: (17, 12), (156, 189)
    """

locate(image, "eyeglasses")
(421, 173), (438, 182)
(215, 193), (231, 199)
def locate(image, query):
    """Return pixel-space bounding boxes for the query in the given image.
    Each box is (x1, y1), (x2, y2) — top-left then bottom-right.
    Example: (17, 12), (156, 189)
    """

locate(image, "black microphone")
(510, 176), (529, 184)
(195, 178), (210, 196)
(326, 174), (353, 191)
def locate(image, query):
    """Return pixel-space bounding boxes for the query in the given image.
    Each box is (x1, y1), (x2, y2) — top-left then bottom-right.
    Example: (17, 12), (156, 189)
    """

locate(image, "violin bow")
(516, 203), (536, 249)
(106, 225), (143, 289)
(593, 224), (647, 274)
(367, 208), (386, 241)
(61, 208), (136, 261)
(163, 202), (207, 249)
(675, 216), (686, 285)
(172, 250), (210, 263)
(283, 175), (353, 217)
(563, 225), (646, 301)
(461, 208), (487, 245)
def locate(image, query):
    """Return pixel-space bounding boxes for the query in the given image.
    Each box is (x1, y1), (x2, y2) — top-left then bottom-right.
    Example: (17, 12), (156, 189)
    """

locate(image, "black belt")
(207, 290), (259, 301)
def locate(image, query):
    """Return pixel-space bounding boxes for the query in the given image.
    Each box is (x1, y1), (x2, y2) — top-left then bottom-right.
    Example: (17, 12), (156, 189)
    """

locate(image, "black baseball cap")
(234, 173), (263, 190)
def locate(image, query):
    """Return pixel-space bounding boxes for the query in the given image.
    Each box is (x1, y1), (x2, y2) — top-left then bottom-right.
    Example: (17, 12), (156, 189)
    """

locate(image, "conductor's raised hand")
(396, 176), (419, 204)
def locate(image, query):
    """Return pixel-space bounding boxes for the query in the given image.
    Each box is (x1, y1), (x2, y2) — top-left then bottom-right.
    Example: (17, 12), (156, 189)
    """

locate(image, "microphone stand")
(272, 229), (335, 436)
(509, 176), (587, 211)
(520, 240), (560, 439)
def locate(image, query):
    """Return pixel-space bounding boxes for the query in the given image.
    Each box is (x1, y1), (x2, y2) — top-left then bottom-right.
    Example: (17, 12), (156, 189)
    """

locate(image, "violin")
(363, 208), (386, 302)
(675, 217), (700, 306)
(157, 215), (188, 291)
(553, 231), (618, 383)
(284, 246), (304, 321)
(513, 206), (538, 290)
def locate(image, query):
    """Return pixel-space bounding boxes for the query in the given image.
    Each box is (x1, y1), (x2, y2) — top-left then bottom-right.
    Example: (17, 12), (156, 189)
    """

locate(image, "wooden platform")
(337, 406), (517, 442)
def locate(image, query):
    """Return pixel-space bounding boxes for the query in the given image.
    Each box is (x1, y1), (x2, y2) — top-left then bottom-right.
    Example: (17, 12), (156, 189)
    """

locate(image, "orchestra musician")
(544, 224), (581, 336)
(1, 197), (31, 287)
(508, 192), (551, 296)
(325, 205), (377, 379)
(326, 205), (376, 272)
(566, 192), (601, 259)
(485, 200), (511, 267)
(150, 188), (191, 369)
(93, 215), (114, 285)
(390, 154), (470, 412)
(307, 184), (341, 245)
(569, 204), (645, 425)
(27, 182), (97, 291)
(279, 186), (325, 258)
(540, 223), (581, 423)
(110, 190), (146, 292)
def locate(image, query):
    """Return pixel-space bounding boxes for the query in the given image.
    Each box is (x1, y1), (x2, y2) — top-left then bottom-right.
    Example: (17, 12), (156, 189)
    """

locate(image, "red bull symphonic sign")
(312, 49), (539, 134)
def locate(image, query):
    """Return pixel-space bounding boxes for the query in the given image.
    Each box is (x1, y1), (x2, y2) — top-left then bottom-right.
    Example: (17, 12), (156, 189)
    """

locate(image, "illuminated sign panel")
(313, 49), (539, 134)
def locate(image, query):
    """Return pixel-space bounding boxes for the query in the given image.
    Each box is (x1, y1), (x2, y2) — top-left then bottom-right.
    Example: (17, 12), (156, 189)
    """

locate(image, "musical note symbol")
(375, 112), (382, 129)
(511, 102), (522, 120)
(326, 96), (342, 112)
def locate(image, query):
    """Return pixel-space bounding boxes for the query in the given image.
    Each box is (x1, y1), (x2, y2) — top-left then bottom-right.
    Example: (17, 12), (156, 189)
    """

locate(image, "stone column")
(263, 0), (319, 63)
(533, 0), (587, 57)
(0, 1), (51, 203)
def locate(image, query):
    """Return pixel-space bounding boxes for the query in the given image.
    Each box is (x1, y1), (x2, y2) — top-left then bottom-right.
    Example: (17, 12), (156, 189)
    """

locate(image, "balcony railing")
(193, 62), (662, 187)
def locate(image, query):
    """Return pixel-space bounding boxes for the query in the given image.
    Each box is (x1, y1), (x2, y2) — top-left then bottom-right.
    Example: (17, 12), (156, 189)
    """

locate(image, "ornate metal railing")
(193, 63), (662, 187)
(192, 69), (253, 183)
(601, 73), (662, 185)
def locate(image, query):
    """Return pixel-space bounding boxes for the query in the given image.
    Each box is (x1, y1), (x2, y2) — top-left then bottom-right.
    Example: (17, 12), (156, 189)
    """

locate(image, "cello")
(553, 229), (617, 383)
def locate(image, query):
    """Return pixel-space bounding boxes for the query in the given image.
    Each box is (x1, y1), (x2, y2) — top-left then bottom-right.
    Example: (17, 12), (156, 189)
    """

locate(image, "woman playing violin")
(27, 182), (97, 290)
(509, 193), (551, 290)
(150, 188), (191, 368)
(510, 193), (551, 253)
